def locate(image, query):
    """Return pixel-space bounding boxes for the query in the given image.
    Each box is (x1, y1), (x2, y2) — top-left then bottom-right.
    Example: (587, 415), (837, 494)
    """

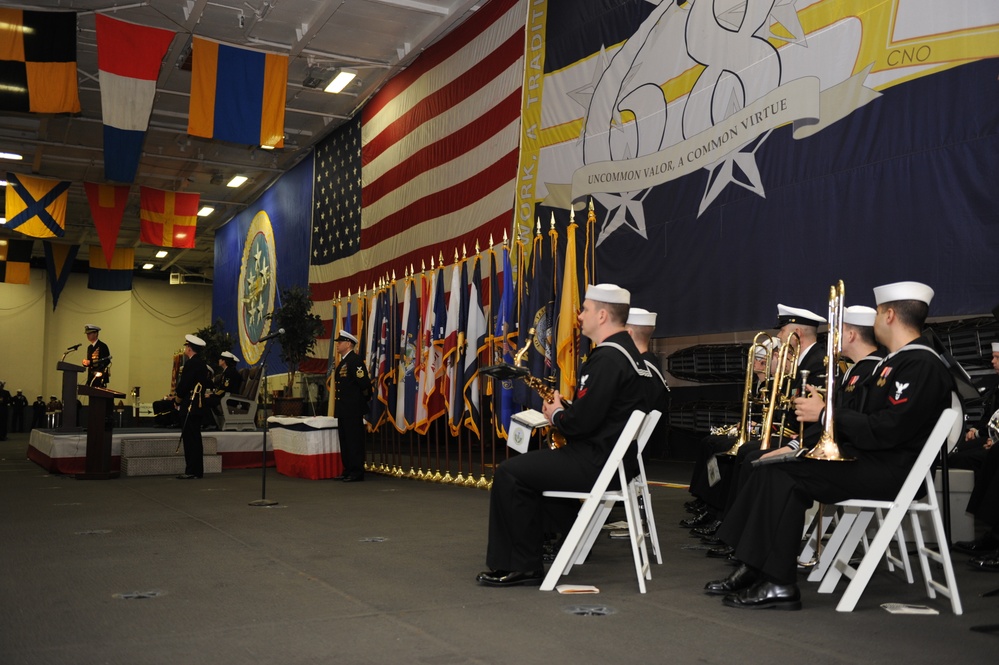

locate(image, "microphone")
(66, 344), (81, 351)
(258, 328), (285, 343)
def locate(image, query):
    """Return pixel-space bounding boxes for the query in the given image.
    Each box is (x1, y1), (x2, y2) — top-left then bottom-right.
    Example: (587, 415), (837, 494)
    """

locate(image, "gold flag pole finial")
(462, 243), (467, 259)
(502, 228), (508, 245)
(570, 206), (575, 223)
(475, 239), (480, 254)
(453, 248), (459, 264)
(536, 216), (541, 235)
(549, 211), (556, 230)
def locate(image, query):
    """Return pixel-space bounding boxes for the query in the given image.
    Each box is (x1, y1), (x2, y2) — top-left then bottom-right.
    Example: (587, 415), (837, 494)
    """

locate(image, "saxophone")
(515, 328), (568, 449)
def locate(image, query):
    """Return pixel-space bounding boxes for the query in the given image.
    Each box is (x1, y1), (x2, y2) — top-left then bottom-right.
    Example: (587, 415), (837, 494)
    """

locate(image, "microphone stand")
(249, 344), (278, 507)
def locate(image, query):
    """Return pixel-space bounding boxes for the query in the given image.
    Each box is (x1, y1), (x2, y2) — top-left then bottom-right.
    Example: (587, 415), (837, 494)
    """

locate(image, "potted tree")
(266, 285), (324, 416)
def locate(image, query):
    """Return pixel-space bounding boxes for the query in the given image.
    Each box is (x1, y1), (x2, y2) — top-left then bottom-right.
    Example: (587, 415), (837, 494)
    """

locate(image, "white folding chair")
(815, 408), (962, 613)
(544, 411), (664, 571)
(539, 410), (649, 592)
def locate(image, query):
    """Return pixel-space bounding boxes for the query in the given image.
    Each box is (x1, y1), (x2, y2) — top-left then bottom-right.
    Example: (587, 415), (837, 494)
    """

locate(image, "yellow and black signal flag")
(0, 239), (33, 284)
(0, 9), (80, 114)
(4, 172), (70, 238)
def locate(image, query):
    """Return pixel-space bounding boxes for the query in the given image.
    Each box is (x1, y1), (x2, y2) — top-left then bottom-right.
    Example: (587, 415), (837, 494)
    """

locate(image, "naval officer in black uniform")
(174, 334), (212, 479)
(707, 281), (954, 610)
(82, 324), (111, 388)
(627, 307), (670, 458)
(215, 351), (244, 400)
(332, 330), (372, 482)
(477, 284), (654, 587)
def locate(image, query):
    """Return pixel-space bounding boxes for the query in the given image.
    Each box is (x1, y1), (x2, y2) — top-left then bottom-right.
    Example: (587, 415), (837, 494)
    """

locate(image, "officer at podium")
(81, 324), (111, 388)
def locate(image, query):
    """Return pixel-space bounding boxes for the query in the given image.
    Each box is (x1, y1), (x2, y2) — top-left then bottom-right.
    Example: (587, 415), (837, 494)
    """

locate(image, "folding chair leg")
(835, 504), (910, 612)
(638, 486), (663, 565)
(818, 509), (875, 593)
(540, 496), (606, 591)
(808, 510), (857, 583)
(623, 481), (650, 593)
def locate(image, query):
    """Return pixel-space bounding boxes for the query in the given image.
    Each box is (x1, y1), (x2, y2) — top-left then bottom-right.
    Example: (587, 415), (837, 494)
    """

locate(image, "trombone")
(759, 331), (800, 451)
(805, 280), (853, 462)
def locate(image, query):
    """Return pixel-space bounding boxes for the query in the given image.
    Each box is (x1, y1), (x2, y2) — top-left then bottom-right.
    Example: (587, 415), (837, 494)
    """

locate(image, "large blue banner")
(522, 0), (999, 335)
(213, 158), (314, 374)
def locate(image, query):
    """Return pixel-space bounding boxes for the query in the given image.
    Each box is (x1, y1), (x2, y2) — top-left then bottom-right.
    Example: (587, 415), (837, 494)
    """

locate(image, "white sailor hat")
(627, 307), (656, 327)
(185, 334), (206, 348)
(991, 342), (999, 354)
(754, 336), (779, 359)
(775, 304), (826, 329)
(843, 305), (877, 327)
(84, 324), (101, 333)
(335, 330), (359, 344)
(873, 281), (934, 306)
(584, 283), (630, 305)
(221, 351), (240, 363)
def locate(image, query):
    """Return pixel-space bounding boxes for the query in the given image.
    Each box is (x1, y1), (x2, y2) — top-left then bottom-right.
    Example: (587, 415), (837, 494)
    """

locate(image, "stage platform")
(27, 427), (273, 475)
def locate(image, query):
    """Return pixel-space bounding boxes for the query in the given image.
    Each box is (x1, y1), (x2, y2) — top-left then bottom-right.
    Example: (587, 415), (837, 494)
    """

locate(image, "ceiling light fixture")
(324, 68), (357, 94)
(142, 263), (154, 270)
(227, 175), (247, 188)
(155, 250), (168, 258)
(197, 206), (215, 217)
(0, 151), (22, 160)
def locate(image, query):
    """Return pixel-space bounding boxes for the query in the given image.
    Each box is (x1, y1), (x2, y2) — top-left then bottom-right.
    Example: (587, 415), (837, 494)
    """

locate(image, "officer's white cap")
(585, 283), (630, 305)
(873, 281), (934, 306)
(843, 305), (877, 327)
(627, 307), (656, 327)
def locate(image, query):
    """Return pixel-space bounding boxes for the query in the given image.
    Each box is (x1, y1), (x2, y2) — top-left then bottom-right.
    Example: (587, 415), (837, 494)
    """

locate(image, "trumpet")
(804, 280), (853, 462)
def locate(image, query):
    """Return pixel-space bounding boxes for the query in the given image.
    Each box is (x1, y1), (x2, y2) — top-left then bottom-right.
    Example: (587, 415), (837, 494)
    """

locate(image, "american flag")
(306, 0), (526, 372)
(307, 115), (362, 369)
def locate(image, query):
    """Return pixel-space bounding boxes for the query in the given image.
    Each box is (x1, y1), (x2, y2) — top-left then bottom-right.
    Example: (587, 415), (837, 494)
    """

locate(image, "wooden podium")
(77, 385), (126, 479)
(56, 361), (85, 431)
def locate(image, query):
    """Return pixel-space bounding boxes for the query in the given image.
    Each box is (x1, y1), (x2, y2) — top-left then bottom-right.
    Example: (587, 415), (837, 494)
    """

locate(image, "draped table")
(266, 416), (342, 480)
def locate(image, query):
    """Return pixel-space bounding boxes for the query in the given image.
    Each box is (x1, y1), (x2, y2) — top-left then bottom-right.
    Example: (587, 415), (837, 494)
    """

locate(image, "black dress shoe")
(706, 545), (735, 558)
(691, 519), (722, 537)
(684, 498), (707, 514)
(332, 474), (347, 480)
(342, 475), (364, 482)
(679, 511), (716, 528)
(176, 474), (199, 479)
(704, 563), (758, 595)
(700, 535), (723, 546)
(953, 535), (999, 555)
(722, 579), (802, 610)
(476, 570), (544, 587)
(968, 551), (999, 572)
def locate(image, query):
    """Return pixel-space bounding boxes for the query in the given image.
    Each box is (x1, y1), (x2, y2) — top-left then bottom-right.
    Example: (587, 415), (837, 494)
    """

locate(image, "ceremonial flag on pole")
(556, 215), (580, 397)
(514, 223), (555, 411)
(396, 275), (419, 431)
(95, 14), (175, 182)
(325, 295), (341, 412)
(139, 186), (199, 248)
(444, 259), (468, 435)
(87, 245), (133, 291)
(415, 265), (436, 432)
(493, 244), (516, 438)
(4, 173), (69, 239)
(463, 256), (487, 437)
(367, 287), (388, 429)
(43, 241), (78, 310)
(0, 9), (79, 114)
(0, 239), (33, 284)
(188, 37), (287, 147)
(417, 264), (448, 434)
(84, 182), (130, 267)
